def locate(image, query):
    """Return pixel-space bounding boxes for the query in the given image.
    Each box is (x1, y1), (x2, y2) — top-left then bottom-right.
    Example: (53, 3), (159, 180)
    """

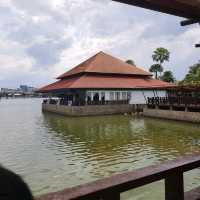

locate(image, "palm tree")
(152, 47), (170, 65)
(149, 64), (163, 79)
(151, 47), (170, 78)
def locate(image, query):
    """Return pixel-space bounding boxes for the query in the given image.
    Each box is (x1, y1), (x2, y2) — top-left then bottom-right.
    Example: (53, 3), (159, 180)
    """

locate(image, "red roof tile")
(39, 74), (174, 92)
(57, 51), (151, 79)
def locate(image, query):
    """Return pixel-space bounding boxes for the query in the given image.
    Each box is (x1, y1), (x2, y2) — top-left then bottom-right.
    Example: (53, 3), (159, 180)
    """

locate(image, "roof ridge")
(57, 51), (151, 79)
(107, 53), (148, 72)
(97, 51), (149, 71)
(85, 51), (142, 72)
(57, 51), (104, 79)
(85, 51), (103, 71)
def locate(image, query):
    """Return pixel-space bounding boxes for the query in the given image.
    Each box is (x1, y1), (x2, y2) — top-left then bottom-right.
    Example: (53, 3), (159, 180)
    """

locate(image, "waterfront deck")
(37, 154), (200, 200)
(143, 97), (200, 123)
(42, 99), (144, 116)
(147, 97), (200, 111)
(42, 102), (138, 117)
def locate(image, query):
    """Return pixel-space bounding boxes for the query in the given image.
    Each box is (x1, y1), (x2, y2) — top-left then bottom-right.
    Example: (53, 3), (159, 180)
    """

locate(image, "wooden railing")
(37, 154), (200, 200)
(148, 97), (200, 106)
(43, 99), (129, 106)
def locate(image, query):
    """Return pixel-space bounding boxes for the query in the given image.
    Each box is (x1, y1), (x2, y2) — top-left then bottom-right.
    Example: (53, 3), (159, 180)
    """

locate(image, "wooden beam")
(180, 19), (200, 26)
(113, 0), (200, 19)
(195, 44), (200, 48)
(176, 0), (200, 8)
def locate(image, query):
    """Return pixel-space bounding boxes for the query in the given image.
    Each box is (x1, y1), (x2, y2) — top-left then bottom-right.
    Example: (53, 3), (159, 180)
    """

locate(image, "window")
(110, 92), (114, 100)
(101, 92), (105, 98)
(93, 93), (99, 101)
(127, 92), (131, 100)
(122, 92), (127, 100)
(86, 92), (92, 103)
(115, 92), (120, 100)
(87, 92), (92, 98)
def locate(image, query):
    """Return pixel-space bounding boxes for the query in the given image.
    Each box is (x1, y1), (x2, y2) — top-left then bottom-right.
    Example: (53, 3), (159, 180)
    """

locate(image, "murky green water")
(1, 98), (200, 199)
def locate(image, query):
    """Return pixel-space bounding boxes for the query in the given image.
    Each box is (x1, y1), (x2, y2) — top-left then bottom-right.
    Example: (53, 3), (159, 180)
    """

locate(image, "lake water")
(1, 98), (200, 199)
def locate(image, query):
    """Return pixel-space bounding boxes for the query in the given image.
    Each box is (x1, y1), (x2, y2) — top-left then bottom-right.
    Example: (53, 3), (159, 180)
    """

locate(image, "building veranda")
(39, 51), (173, 116)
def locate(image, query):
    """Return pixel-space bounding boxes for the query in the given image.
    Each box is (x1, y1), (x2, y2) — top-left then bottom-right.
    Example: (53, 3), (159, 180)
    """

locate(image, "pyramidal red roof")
(57, 51), (151, 79)
(38, 51), (175, 93)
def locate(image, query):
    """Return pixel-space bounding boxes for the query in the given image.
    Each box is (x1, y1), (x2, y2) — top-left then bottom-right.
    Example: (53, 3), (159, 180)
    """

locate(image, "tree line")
(126, 47), (200, 84)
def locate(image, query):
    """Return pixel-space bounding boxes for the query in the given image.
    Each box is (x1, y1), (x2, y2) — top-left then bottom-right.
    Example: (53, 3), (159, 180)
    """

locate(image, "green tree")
(181, 62), (200, 84)
(149, 64), (163, 79)
(152, 47), (170, 65)
(126, 59), (135, 66)
(150, 47), (170, 79)
(161, 71), (175, 83)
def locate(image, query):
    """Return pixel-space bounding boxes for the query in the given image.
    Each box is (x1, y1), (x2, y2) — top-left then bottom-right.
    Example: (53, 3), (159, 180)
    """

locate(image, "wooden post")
(102, 192), (120, 200)
(195, 44), (200, 48)
(180, 19), (200, 26)
(165, 172), (184, 200)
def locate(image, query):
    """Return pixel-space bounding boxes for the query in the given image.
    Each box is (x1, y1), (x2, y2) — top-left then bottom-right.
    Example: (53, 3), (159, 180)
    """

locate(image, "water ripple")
(1, 99), (200, 200)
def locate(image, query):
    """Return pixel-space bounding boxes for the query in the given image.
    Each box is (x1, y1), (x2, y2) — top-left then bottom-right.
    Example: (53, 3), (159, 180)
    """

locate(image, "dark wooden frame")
(147, 97), (200, 107)
(113, 0), (200, 20)
(37, 154), (200, 200)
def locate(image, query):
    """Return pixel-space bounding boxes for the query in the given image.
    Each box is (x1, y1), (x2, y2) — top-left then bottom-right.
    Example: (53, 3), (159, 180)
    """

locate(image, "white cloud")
(0, 0), (200, 88)
(52, 22), (150, 76)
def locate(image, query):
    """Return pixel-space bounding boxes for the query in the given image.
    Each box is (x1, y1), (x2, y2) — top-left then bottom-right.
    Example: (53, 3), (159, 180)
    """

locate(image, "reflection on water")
(0, 98), (200, 199)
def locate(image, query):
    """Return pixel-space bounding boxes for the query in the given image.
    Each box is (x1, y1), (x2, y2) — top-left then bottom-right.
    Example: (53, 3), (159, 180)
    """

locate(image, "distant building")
(20, 85), (28, 93)
(1, 88), (21, 94)
(1, 85), (37, 97)
(20, 85), (36, 93)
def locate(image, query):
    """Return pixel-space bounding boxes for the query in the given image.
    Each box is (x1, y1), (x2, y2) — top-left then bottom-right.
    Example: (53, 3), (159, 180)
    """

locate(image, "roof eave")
(57, 72), (152, 80)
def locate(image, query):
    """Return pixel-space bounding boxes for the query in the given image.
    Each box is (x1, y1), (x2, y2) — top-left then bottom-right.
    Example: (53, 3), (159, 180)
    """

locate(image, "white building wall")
(129, 90), (167, 104)
(129, 91), (147, 104)
(105, 91), (110, 101)
(86, 90), (167, 105)
(156, 90), (167, 97)
(130, 90), (167, 104)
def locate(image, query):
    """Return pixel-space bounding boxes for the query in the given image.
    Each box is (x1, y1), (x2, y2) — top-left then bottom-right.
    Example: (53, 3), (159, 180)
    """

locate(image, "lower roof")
(39, 74), (174, 93)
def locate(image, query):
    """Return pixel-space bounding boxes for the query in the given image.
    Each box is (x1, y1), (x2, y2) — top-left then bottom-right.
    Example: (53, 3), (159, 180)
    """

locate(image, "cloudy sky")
(0, 0), (200, 88)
